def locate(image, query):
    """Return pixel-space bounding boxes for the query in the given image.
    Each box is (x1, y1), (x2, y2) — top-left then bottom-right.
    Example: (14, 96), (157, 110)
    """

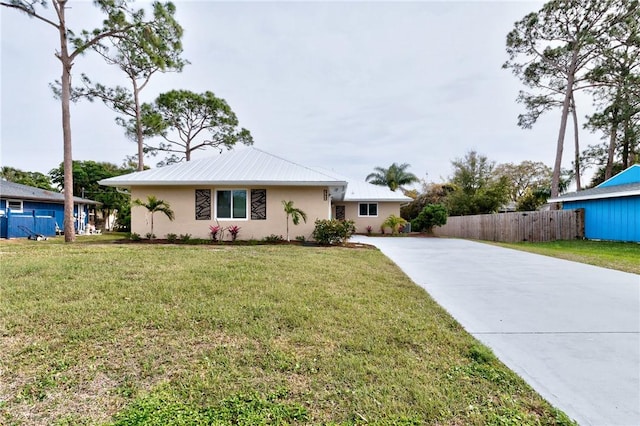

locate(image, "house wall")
(332, 201), (402, 233)
(563, 196), (640, 242)
(130, 185), (332, 240)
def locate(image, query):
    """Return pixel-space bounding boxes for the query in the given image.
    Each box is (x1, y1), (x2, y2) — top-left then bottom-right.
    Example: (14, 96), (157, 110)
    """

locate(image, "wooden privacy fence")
(432, 209), (585, 243)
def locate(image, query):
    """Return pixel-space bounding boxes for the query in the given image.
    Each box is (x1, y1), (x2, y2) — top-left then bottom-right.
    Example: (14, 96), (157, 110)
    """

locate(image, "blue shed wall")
(564, 196), (640, 242)
(0, 200), (91, 238)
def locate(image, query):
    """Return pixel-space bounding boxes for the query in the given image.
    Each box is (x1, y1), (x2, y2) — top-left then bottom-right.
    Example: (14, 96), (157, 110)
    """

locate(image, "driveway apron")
(351, 236), (640, 426)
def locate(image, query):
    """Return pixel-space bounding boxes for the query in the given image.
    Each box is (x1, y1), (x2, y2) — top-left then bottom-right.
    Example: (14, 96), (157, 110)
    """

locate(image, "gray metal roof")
(315, 168), (413, 202)
(99, 147), (347, 187)
(0, 180), (99, 205)
(549, 181), (640, 203)
(99, 148), (413, 203)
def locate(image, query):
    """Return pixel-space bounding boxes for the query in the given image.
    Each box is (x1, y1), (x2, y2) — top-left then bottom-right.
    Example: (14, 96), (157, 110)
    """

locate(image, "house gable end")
(598, 164), (640, 188)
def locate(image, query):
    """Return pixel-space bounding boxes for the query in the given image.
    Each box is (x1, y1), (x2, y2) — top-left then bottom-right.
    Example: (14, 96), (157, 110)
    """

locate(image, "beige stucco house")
(99, 148), (412, 240)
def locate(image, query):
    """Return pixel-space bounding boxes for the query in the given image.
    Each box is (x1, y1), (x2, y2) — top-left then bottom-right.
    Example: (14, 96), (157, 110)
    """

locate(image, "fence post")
(575, 208), (585, 239)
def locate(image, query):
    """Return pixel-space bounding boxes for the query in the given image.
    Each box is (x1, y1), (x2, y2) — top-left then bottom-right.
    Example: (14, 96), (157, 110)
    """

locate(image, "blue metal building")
(0, 180), (99, 238)
(549, 165), (640, 242)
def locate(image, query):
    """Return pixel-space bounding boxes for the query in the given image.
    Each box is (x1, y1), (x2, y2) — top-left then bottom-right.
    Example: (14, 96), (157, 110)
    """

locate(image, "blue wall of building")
(564, 196), (640, 242)
(0, 200), (91, 238)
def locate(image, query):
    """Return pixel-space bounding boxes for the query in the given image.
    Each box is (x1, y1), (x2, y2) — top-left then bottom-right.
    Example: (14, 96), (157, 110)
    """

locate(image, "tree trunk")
(550, 50), (578, 203)
(605, 118), (618, 181)
(570, 94), (581, 191)
(133, 80), (145, 171)
(57, 0), (76, 242)
(622, 111), (631, 169)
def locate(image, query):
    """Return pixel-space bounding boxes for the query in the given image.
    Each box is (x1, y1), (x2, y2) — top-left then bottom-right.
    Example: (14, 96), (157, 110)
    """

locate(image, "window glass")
(359, 203), (378, 217)
(216, 190), (247, 219)
(232, 190), (247, 219)
(217, 191), (231, 218)
(8, 200), (23, 211)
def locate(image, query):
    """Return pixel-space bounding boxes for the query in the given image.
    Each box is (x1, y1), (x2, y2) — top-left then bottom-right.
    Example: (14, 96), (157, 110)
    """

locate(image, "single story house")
(0, 180), (100, 238)
(99, 147), (412, 240)
(548, 164), (640, 242)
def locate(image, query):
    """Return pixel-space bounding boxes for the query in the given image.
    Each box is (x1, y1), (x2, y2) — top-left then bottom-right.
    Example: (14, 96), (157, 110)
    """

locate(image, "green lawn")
(0, 236), (574, 425)
(492, 240), (640, 274)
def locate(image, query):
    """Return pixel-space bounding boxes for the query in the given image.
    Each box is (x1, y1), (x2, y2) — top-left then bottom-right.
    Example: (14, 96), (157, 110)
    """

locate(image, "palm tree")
(382, 214), (408, 234)
(282, 200), (307, 241)
(132, 195), (175, 239)
(366, 163), (419, 191)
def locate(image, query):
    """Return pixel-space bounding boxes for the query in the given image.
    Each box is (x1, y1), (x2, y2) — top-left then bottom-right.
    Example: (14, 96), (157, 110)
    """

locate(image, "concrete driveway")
(351, 236), (640, 426)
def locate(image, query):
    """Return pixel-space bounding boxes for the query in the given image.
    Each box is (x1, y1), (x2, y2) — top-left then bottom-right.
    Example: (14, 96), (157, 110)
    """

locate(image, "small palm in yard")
(282, 200), (307, 241)
(382, 214), (407, 234)
(133, 195), (175, 239)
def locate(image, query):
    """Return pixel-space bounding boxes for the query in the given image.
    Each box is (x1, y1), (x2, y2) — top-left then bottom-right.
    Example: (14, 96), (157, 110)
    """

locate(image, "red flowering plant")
(228, 225), (241, 241)
(209, 225), (221, 242)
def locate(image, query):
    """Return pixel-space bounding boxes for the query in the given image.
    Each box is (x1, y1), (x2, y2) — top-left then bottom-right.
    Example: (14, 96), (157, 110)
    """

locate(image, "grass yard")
(0, 236), (574, 425)
(493, 240), (640, 274)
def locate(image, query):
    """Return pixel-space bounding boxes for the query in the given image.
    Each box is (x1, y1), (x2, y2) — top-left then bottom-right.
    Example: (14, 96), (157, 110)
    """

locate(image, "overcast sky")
(1, 1), (601, 185)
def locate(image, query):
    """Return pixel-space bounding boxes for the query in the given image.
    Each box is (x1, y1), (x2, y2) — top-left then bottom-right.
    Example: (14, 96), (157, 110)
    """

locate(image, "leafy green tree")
(445, 151), (510, 216)
(381, 214), (407, 234)
(0, 167), (55, 190)
(366, 163), (419, 192)
(585, 6), (640, 179)
(493, 161), (553, 205)
(282, 200), (307, 242)
(401, 182), (455, 221)
(2, 0), (169, 241)
(140, 90), (253, 166)
(516, 188), (550, 211)
(74, 1), (187, 171)
(411, 204), (448, 233)
(587, 162), (627, 187)
(132, 195), (175, 239)
(503, 0), (630, 199)
(50, 161), (134, 230)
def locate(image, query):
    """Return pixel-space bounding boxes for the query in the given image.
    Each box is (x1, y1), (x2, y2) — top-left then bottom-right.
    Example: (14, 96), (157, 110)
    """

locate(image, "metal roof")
(315, 168), (413, 202)
(99, 147), (347, 187)
(99, 147), (413, 203)
(548, 181), (640, 203)
(0, 180), (99, 205)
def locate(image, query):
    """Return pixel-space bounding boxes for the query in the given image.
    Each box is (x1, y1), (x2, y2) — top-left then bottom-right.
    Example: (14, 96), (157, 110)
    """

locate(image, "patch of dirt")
(114, 239), (378, 249)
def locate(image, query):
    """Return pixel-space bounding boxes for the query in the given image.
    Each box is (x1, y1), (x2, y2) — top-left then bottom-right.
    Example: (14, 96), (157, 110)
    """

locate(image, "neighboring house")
(0, 180), (100, 238)
(99, 148), (412, 240)
(548, 164), (640, 242)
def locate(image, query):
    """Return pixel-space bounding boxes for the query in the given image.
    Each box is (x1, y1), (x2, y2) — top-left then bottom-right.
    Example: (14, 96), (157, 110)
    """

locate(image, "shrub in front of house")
(312, 219), (356, 245)
(263, 234), (285, 243)
(411, 203), (448, 233)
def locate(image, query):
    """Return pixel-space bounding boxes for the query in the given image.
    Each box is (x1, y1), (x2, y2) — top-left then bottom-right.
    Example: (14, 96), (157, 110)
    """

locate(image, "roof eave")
(343, 198), (413, 202)
(549, 189), (640, 203)
(100, 180), (347, 187)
